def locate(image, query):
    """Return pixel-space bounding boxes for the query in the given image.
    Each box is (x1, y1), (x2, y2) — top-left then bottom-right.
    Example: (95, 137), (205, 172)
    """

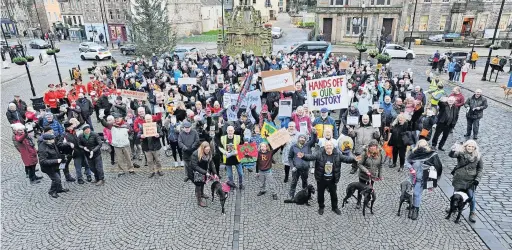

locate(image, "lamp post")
(407, 0), (418, 49)
(48, 38), (63, 84)
(4, 24), (36, 96)
(357, 2), (365, 67)
(481, 0), (505, 81)
(221, 0), (225, 50)
(470, 31), (480, 54)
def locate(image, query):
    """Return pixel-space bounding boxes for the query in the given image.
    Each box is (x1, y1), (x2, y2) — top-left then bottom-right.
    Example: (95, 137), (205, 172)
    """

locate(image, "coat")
(464, 95), (488, 120)
(188, 150), (216, 181)
(178, 129), (200, 159)
(406, 149), (443, 189)
(58, 131), (83, 158)
(78, 132), (103, 159)
(140, 123), (163, 152)
(77, 97), (93, 117)
(388, 122), (409, 148)
(351, 124), (380, 153)
(37, 141), (63, 173)
(302, 149), (356, 183)
(6, 109), (25, 124)
(287, 133), (317, 170)
(13, 132), (38, 166)
(449, 150), (483, 191)
(357, 148), (387, 182)
(436, 101), (458, 126)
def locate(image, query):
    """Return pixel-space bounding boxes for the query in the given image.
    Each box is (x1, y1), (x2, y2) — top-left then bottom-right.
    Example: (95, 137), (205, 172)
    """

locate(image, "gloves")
(89, 151), (94, 159)
(291, 167), (297, 172)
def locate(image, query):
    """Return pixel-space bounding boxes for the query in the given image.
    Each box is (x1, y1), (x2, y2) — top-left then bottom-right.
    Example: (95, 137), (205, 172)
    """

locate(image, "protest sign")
(299, 121), (308, 134)
(236, 142), (258, 163)
(223, 93), (235, 108)
(267, 128), (291, 149)
(339, 61), (350, 70)
(372, 114), (381, 128)
(216, 74), (224, 83)
(208, 84), (217, 93)
(260, 70), (295, 92)
(178, 78), (196, 85)
(278, 100), (292, 117)
(121, 90), (148, 100)
(306, 75), (350, 111)
(143, 122), (158, 137)
(347, 116), (359, 126)
(227, 107), (238, 121)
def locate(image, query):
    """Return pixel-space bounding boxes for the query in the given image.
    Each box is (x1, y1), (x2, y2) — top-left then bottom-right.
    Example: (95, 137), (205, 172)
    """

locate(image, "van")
(287, 41), (330, 56)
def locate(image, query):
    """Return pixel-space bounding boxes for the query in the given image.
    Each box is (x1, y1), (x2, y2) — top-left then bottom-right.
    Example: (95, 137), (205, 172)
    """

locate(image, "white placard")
(347, 116), (359, 126)
(372, 114), (381, 128)
(299, 121), (308, 134)
(223, 94), (233, 108)
(216, 74), (224, 83)
(178, 78), (196, 85)
(262, 71), (294, 92)
(208, 84), (217, 93)
(227, 107), (238, 121)
(278, 100), (292, 117)
(406, 91), (412, 99)
(429, 166), (437, 179)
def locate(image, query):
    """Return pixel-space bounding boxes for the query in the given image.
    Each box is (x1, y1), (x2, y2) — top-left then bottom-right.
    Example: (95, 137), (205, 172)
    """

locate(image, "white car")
(79, 42), (101, 52)
(272, 27), (283, 39)
(80, 47), (112, 60)
(382, 44), (416, 59)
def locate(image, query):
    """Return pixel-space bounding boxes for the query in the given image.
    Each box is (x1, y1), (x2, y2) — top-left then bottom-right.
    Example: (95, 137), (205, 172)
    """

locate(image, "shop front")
(108, 24), (128, 42)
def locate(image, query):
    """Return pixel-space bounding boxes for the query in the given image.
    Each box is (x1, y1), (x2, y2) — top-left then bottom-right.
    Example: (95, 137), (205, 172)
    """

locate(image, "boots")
(196, 187), (206, 207)
(469, 212), (477, 223)
(201, 186), (209, 199)
(411, 207), (419, 220)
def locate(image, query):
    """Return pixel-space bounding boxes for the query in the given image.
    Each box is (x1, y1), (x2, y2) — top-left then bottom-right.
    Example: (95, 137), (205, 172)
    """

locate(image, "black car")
(120, 44), (136, 55)
(28, 39), (51, 49)
(287, 41), (330, 56)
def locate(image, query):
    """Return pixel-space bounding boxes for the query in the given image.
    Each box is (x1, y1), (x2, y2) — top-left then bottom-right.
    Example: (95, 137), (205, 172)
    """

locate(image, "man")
(178, 121), (200, 182)
(111, 113), (136, 176)
(111, 96), (127, 118)
(432, 96), (458, 151)
(38, 133), (69, 198)
(41, 113), (65, 139)
(464, 89), (488, 140)
(313, 107), (338, 139)
(429, 83), (446, 109)
(282, 81), (307, 110)
(348, 115), (380, 174)
(470, 51), (478, 69)
(288, 131), (317, 198)
(43, 84), (59, 114)
(448, 86), (465, 133)
(220, 125), (244, 189)
(79, 125), (105, 186)
(76, 93), (94, 130)
(298, 140), (357, 215)
(58, 122), (89, 183)
(140, 114), (164, 178)
(12, 94), (27, 112)
(6, 103), (25, 124)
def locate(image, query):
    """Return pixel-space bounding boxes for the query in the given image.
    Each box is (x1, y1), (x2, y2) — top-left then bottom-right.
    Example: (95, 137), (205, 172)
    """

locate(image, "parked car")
(28, 39), (51, 49)
(382, 44), (416, 59)
(120, 43), (136, 55)
(79, 42), (101, 52)
(287, 41), (330, 56)
(272, 27), (283, 39)
(174, 47), (197, 60)
(427, 51), (469, 65)
(80, 47), (112, 60)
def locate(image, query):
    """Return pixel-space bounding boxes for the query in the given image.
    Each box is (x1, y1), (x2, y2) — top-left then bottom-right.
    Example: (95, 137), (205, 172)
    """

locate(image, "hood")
(408, 148), (436, 162)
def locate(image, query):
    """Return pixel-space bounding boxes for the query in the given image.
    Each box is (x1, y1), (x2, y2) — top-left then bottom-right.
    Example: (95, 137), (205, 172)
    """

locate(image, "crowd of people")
(8, 48), (486, 222)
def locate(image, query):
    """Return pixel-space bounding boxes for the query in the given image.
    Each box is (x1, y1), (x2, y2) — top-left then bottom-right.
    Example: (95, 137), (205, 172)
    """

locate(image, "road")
(1, 16), (511, 250)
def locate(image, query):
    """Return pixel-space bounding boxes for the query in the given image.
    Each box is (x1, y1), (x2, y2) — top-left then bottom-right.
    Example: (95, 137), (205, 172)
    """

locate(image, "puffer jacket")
(188, 150), (216, 180)
(37, 141), (64, 173)
(288, 133), (317, 170)
(110, 103), (127, 117)
(313, 116), (338, 139)
(42, 118), (65, 138)
(464, 95), (488, 120)
(406, 148), (443, 189)
(6, 109), (25, 124)
(58, 131), (83, 158)
(302, 149), (356, 183)
(449, 150), (483, 191)
(140, 123), (163, 152)
(78, 132), (103, 159)
(111, 123), (131, 148)
(357, 147), (386, 182)
(351, 123), (380, 153)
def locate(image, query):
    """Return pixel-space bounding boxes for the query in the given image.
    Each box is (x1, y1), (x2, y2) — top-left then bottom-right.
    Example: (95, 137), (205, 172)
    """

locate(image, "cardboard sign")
(306, 75), (351, 111)
(260, 70), (296, 92)
(267, 128), (291, 149)
(216, 74), (224, 83)
(372, 114), (381, 128)
(121, 90), (148, 100)
(339, 61), (350, 70)
(347, 116), (359, 125)
(278, 100), (292, 117)
(178, 77), (196, 85)
(142, 122), (158, 137)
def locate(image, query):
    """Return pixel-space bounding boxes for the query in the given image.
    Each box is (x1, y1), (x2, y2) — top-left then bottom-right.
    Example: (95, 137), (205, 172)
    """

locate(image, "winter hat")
(82, 124), (91, 130)
(63, 121), (74, 129)
(320, 107), (329, 113)
(116, 96), (123, 101)
(182, 121), (192, 128)
(368, 139), (379, 147)
(43, 126), (53, 133)
(42, 134), (55, 140)
(298, 133), (307, 140)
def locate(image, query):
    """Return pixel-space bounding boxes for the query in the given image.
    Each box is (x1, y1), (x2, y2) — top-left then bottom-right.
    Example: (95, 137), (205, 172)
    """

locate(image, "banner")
(267, 128), (291, 149)
(260, 70), (295, 92)
(261, 122), (277, 138)
(226, 90), (262, 123)
(121, 90), (148, 100)
(236, 142), (258, 163)
(143, 122), (158, 137)
(178, 78), (196, 85)
(306, 75), (350, 111)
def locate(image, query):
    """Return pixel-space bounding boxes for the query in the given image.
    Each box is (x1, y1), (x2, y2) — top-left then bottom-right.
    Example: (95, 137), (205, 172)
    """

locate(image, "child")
(256, 142), (279, 200)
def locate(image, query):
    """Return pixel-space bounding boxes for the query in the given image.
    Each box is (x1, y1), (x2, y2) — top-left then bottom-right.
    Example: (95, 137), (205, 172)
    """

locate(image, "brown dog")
(500, 85), (512, 99)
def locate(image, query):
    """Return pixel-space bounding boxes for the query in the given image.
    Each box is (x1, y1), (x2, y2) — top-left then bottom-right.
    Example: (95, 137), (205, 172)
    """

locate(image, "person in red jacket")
(56, 84), (67, 105)
(74, 81), (87, 95)
(44, 84), (59, 114)
(448, 86), (465, 133)
(86, 76), (96, 94)
(67, 89), (79, 104)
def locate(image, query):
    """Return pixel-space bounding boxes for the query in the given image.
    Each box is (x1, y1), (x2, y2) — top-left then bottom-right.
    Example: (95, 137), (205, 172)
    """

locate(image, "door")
(323, 18), (333, 42)
(382, 18), (393, 42)
(461, 18), (474, 36)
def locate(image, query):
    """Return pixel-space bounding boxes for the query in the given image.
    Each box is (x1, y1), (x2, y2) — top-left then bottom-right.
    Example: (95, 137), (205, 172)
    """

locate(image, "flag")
(236, 142), (258, 163)
(322, 44), (332, 64)
(235, 62), (255, 112)
(260, 122), (277, 138)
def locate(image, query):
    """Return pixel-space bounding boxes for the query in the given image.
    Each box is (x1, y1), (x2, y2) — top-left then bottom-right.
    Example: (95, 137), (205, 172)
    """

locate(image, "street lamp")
(98, 0), (113, 48)
(357, 2), (365, 67)
(407, 0), (418, 49)
(48, 38), (63, 84)
(220, 0), (225, 50)
(481, 0), (506, 81)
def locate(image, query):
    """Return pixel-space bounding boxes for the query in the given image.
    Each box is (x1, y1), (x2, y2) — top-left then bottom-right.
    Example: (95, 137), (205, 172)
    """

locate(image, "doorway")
(382, 18), (393, 43)
(323, 18), (333, 42)
(461, 18), (474, 36)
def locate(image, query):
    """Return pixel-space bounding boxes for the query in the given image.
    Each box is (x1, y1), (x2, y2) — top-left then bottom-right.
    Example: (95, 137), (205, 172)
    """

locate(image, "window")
(78, 16), (82, 25)
(346, 17), (368, 36)
(109, 10), (113, 20)
(54, 12), (58, 21)
(442, 0), (449, 2)
(404, 16), (411, 31)
(116, 9), (120, 19)
(498, 14), (510, 30)
(73, 16), (77, 24)
(477, 14), (488, 30)
(371, 0), (390, 5)
(253, 0), (256, 3)
(331, 0), (347, 5)
(419, 15), (429, 31)
(439, 15), (447, 31)
(423, 0), (431, 2)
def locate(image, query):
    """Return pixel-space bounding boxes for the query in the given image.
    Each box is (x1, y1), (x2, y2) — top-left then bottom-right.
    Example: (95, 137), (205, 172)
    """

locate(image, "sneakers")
(469, 212), (477, 223)
(77, 179), (85, 184)
(411, 207), (419, 220)
(173, 162), (178, 167)
(30, 179), (41, 184)
(318, 208), (324, 215)
(333, 208), (342, 215)
(257, 191), (266, 196)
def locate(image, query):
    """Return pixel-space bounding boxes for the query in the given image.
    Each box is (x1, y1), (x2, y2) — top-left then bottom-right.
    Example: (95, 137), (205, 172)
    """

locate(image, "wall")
(44, 0), (62, 25)
(201, 5), (223, 32)
(233, 0), (280, 22)
(168, 0), (203, 36)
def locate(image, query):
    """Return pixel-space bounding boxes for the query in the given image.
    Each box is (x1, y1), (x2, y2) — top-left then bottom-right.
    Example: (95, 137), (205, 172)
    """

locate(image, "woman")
(448, 140), (483, 223)
(12, 123), (43, 184)
(388, 114), (411, 169)
(189, 141), (217, 207)
(405, 139), (443, 220)
(356, 140), (386, 209)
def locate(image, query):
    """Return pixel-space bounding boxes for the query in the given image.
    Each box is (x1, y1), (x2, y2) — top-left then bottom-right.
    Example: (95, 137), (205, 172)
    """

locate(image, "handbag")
(193, 171), (205, 183)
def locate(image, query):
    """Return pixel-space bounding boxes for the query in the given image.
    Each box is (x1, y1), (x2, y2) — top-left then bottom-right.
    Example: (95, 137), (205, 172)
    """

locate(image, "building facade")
(316, 0), (512, 45)
(201, 0), (224, 32)
(168, 0), (203, 36)
(233, 0), (282, 22)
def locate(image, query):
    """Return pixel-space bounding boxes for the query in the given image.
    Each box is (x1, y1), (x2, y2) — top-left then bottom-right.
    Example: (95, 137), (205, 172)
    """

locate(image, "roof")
(201, 0), (221, 6)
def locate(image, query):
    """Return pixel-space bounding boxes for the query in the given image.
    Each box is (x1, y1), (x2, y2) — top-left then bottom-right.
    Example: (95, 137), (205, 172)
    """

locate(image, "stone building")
(316, 0), (512, 45)
(168, 0), (203, 36)
(233, 0), (283, 22)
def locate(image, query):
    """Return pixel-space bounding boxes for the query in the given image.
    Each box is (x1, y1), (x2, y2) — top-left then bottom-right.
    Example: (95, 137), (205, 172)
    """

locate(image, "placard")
(178, 77), (196, 85)
(260, 70), (296, 92)
(372, 114), (381, 128)
(121, 90), (148, 100)
(306, 75), (351, 111)
(347, 116), (359, 125)
(208, 84), (217, 93)
(223, 94), (233, 108)
(278, 100), (292, 117)
(143, 122), (158, 137)
(227, 107), (238, 121)
(299, 121), (308, 134)
(339, 61), (350, 70)
(236, 142), (258, 163)
(267, 128), (291, 149)
(216, 74), (224, 83)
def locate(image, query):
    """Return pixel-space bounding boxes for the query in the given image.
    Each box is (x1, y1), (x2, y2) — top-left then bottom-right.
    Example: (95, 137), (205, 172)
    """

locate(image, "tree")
(126, 0), (177, 56)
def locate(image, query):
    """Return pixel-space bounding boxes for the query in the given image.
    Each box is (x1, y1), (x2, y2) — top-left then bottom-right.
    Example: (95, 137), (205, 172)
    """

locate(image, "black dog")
(284, 184), (315, 205)
(341, 182), (376, 216)
(211, 181), (229, 214)
(446, 192), (470, 223)
(397, 180), (413, 217)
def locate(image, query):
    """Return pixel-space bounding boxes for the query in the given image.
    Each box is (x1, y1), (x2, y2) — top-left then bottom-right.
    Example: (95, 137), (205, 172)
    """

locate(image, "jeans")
(87, 156), (104, 181)
(169, 141), (182, 161)
(466, 118), (480, 137)
(468, 188), (476, 212)
(317, 180), (338, 209)
(413, 181), (423, 207)
(225, 164), (243, 185)
(453, 71), (460, 81)
(289, 168), (308, 197)
(84, 116), (94, 131)
(46, 170), (63, 194)
(74, 155), (91, 180)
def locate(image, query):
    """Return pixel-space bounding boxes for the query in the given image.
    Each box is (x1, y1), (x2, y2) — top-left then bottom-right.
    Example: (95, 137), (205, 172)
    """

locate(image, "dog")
(341, 182), (376, 216)
(211, 180), (230, 214)
(283, 184), (315, 206)
(446, 191), (471, 223)
(397, 180), (414, 217)
(500, 85), (512, 99)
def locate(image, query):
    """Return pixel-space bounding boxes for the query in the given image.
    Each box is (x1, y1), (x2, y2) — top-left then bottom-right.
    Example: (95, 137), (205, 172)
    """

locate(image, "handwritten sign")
(178, 77), (196, 85)
(261, 70), (295, 92)
(121, 90), (148, 100)
(339, 61), (350, 70)
(227, 107), (238, 121)
(267, 128), (291, 149)
(306, 75), (350, 111)
(143, 122), (158, 137)
(208, 83), (217, 93)
(347, 116), (359, 125)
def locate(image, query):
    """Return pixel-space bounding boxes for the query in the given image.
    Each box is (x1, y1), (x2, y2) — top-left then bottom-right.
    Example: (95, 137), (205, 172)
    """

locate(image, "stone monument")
(218, 3), (272, 56)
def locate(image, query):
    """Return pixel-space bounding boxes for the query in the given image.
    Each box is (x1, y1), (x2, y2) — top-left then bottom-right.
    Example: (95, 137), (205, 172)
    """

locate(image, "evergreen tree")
(126, 0), (176, 56)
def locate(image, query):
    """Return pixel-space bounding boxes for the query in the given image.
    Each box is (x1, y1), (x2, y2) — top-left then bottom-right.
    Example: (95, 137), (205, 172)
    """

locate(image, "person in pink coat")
(12, 123), (43, 184)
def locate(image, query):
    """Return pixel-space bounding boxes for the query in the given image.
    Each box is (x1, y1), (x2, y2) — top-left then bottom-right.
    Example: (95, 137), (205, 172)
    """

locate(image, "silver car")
(174, 47), (197, 60)
(29, 39), (51, 49)
(272, 27), (283, 39)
